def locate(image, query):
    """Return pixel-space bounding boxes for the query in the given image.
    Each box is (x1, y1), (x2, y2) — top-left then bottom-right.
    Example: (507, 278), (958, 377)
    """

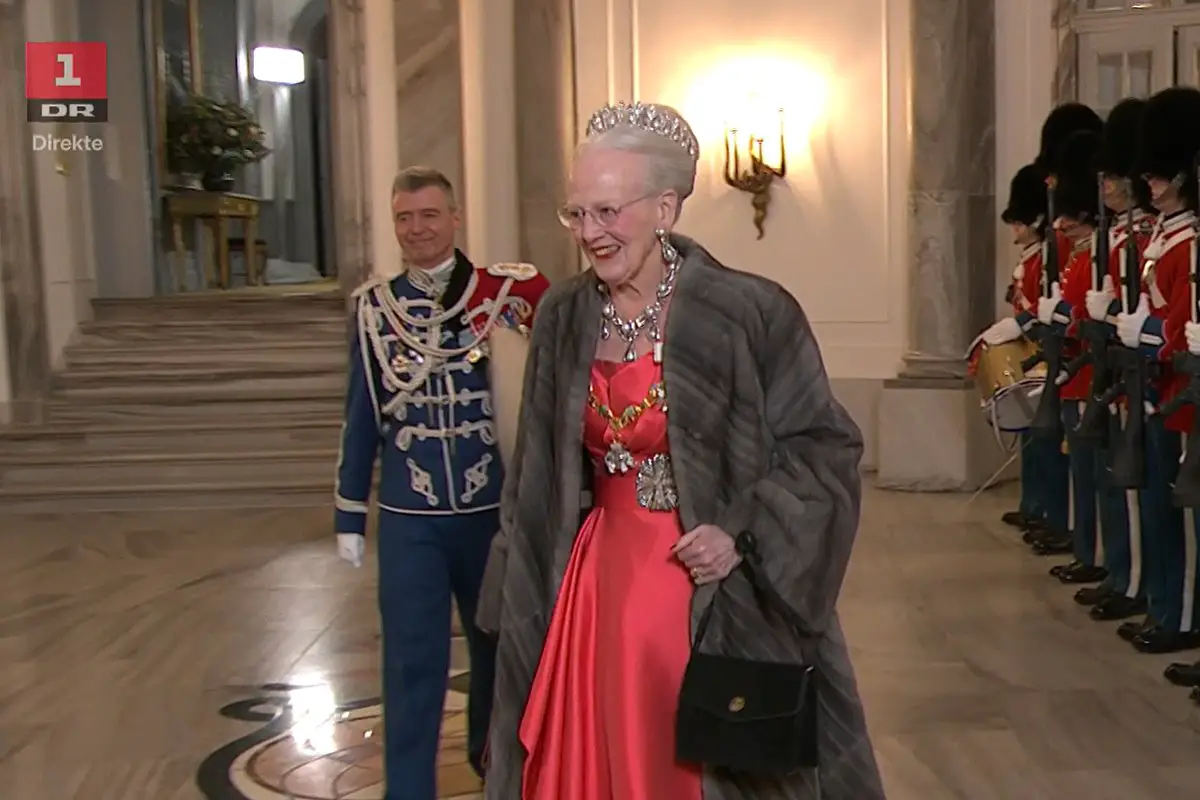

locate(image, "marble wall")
(0, 0), (51, 422)
(394, 0), (463, 220)
(330, 0), (576, 285)
(902, 0), (996, 378)
(514, 0), (578, 279)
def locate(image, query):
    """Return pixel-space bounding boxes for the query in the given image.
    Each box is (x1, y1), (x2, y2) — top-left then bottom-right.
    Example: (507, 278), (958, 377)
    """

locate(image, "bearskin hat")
(1136, 86), (1200, 181)
(1051, 130), (1103, 223)
(1001, 163), (1048, 227)
(1036, 103), (1103, 173)
(1098, 98), (1145, 177)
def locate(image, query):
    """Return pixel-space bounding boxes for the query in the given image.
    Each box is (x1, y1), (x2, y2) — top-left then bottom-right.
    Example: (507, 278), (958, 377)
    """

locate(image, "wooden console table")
(166, 191), (261, 290)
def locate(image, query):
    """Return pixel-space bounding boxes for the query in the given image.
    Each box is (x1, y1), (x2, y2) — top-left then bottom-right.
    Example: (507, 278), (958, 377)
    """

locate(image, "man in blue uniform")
(334, 166), (549, 799)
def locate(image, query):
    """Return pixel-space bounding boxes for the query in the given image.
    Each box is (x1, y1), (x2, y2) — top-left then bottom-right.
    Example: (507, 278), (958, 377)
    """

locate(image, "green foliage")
(166, 93), (270, 176)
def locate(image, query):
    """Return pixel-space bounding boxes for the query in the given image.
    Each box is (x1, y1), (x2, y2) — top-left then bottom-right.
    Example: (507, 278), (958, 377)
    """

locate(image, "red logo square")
(25, 42), (107, 100)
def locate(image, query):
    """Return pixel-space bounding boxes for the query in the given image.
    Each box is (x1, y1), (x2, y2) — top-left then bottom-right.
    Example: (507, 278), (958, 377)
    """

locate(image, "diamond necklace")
(598, 256), (682, 362)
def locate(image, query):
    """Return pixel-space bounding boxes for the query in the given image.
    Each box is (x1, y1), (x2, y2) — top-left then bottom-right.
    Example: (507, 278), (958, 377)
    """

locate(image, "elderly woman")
(478, 102), (884, 800)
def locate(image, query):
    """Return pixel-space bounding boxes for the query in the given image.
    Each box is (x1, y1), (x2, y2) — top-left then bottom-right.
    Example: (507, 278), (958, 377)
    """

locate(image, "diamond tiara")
(585, 102), (700, 160)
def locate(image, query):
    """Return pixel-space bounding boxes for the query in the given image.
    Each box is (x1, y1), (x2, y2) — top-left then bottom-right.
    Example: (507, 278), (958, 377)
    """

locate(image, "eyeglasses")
(557, 193), (657, 230)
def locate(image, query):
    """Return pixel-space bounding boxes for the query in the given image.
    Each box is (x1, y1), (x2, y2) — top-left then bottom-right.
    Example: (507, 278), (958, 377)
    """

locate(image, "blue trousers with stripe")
(1020, 430), (1070, 534)
(376, 509), (498, 800)
(1063, 402), (1131, 567)
(1137, 418), (1189, 630)
(1164, 432), (1200, 633)
(1099, 408), (1142, 598)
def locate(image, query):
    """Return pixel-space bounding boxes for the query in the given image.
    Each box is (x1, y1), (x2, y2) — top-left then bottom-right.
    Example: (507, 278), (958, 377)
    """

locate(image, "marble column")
(393, 0), (463, 237)
(459, 0), (520, 268)
(0, 0), (51, 424)
(1052, 0), (1077, 105)
(514, 0), (578, 281)
(901, 0), (996, 379)
(878, 0), (1004, 490)
(328, 0), (372, 296)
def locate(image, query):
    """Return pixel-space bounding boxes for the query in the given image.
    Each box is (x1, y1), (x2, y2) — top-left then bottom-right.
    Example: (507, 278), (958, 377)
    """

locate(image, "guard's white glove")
(1186, 321), (1200, 356)
(1036, 282), (1063, 326)
(1115, 293), (1150, 349)
(1086, 275), (1115, 322)
(337, 533), (364, 568)
(982, 316), (1022, 345)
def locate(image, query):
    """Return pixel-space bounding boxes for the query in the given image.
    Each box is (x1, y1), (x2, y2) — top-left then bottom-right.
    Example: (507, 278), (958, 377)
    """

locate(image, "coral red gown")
(518, 353), (703, 800)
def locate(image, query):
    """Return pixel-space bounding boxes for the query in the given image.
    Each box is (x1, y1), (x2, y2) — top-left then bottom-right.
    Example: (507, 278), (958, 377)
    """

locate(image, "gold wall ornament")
(723, 108), (787, 240)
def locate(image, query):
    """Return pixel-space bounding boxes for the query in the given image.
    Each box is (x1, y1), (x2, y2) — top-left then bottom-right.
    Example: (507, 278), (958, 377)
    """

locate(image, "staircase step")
(0, 476), (338, 514)
(52, 368), (346, 395)
(44, 388), (344, 424)
(90, 288), (346, 323)
(64, 341), (345, 370)
(0, 448), (337, 487)
(75, 316), (348, 346)
(54, 361), (346, 390)
(0, 417), (343, 455)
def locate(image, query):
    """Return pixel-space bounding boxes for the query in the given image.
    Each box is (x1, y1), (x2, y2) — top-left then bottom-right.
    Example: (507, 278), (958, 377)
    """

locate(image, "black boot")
(1089, 594), (1146, 621)
(1163, 660), (1200, 687)
(1055, 562), (1108, 584)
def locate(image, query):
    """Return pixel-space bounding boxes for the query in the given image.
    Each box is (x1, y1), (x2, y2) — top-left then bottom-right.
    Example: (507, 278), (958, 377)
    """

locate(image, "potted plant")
(166, 93), (270, 191)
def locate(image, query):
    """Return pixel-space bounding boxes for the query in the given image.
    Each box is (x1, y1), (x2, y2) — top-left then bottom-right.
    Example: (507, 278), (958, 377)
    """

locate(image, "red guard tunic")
(1137, 211), (1196, 432)
(1011, 241), (1044, 315)
(1017, 231), (1073, 319)
(1058, 239), (1096, 401)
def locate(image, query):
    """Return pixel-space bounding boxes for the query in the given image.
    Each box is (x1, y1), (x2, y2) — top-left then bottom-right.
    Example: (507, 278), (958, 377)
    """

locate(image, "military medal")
(604, 442), (635, 473)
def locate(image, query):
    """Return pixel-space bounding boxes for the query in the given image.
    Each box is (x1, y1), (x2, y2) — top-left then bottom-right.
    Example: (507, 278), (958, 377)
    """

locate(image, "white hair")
(577, 124), (698, 216)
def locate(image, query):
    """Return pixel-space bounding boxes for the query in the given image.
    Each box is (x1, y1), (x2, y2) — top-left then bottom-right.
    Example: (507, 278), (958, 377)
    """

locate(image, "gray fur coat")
(477, 236), (885, 799)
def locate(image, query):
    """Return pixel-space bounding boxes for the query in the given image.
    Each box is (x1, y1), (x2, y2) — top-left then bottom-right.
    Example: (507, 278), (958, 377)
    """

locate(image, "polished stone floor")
(2, 484), (1200, 799)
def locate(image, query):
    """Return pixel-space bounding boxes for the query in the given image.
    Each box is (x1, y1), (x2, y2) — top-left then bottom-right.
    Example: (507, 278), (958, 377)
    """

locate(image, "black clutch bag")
(675, 530), (818, 774)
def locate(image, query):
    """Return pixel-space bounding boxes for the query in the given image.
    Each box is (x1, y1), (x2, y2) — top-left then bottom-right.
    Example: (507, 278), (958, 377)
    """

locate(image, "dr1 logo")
(25, 42), (108, 123)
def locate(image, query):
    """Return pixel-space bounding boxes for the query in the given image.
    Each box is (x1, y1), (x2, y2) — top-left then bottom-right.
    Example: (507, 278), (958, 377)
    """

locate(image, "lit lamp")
(723, 108), (787, 239)
(252, 46), (306, 85)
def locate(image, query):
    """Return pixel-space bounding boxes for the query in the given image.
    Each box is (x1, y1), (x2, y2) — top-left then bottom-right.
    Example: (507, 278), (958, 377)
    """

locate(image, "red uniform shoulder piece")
(468, 263), (551, 332)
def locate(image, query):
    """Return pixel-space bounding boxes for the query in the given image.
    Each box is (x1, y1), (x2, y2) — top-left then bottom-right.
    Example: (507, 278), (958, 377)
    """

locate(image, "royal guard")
(1019, 104), (1105, 556)
(1114, 87), (1200, 654)
(1079, 97), (1156, 622)
(334, 166), (550, 797)
(1036, 129), (1129, 587)
(981, 162), (1070, 545)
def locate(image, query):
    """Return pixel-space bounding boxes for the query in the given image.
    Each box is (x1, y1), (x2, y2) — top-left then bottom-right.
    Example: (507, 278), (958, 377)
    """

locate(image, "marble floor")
(2, 484), (1200, 799)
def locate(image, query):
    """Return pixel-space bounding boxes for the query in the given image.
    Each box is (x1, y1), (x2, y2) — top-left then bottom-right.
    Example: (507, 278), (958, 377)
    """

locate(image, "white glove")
(1036, 282), (1062, 326)
(1115, 293), (1150, 349)
(337, 533), (364, 568)
(1187, 321), (1200, 356)
(982, 316), (1022, 345)
(1085, 275), (1115, 322)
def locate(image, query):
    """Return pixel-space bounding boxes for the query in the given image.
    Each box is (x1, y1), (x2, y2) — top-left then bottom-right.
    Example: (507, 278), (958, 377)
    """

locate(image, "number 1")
(55, 53), (82, 87)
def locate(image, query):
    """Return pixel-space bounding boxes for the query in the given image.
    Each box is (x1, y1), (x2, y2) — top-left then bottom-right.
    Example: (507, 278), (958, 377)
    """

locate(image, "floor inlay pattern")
(2, 487), (1200, 799)
(198, 683), (479, 799)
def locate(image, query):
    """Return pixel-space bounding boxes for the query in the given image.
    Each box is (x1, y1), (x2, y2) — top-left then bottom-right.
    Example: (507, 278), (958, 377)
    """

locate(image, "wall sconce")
(723, 108), (787, 239)
(252, 46), (306, 85)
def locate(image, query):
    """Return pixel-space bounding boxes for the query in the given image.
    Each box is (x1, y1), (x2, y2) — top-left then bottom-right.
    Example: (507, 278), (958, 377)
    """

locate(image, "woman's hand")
(672, 524), (741, 585)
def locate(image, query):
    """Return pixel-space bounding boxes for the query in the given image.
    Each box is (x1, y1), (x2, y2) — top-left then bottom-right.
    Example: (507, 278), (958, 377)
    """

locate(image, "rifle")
(1159, 161), (1200, 506)
(1065, 173), (1114, 442)
(1102, 199), (1149, 489)
(1021, 176), (1065, 440)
